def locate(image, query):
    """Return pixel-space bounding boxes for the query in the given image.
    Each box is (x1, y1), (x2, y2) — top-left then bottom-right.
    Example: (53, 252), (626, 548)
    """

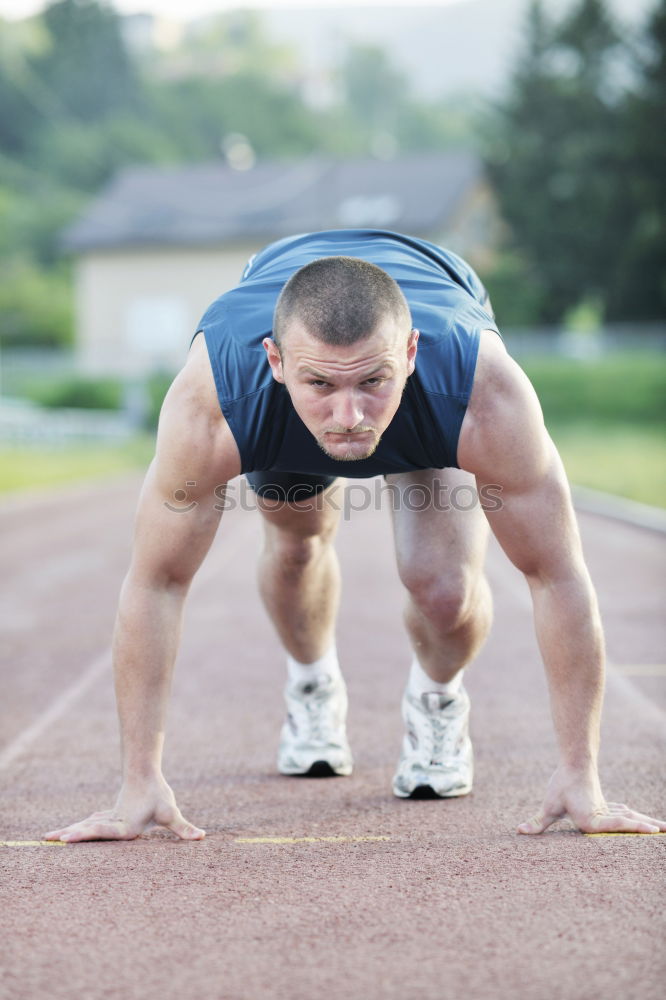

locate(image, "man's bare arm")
(458, 331), (665, 834)
(45, 336), (241, 842)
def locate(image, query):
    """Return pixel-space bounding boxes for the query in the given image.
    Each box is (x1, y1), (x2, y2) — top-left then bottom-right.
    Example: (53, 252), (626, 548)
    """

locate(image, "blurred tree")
(486, 0), (633, 323)
(21, 0), (152, 192)
(30, 112), (184, 193)
(395, 93), (480, 153)
(148, 72), (322, 161)
(30, 0), (140, 123)
(0, 165), (84, 266)
(144, 9), (323, 161)
(172, 10), (298, 81)
(0, 257), (73, 349)
(338, 44), (478, 157)
(0, 19), (45, 156)
(0, 1), (136, 348)
(605, 0), (666, 319)
(342, 45), (406, 139)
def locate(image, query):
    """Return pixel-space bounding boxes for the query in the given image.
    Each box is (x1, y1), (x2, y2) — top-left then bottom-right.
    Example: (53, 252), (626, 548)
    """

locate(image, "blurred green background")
(0, 0), (664, 504)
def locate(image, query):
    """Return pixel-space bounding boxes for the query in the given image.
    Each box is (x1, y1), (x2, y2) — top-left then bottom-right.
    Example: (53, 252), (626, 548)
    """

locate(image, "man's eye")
(363, 377), (382, 386)
(309, 379), (328, 388)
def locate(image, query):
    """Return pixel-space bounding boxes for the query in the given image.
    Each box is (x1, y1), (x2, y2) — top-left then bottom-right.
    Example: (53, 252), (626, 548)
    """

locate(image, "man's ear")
(406, 329), (419, 375)
(262, 337), (285, 383)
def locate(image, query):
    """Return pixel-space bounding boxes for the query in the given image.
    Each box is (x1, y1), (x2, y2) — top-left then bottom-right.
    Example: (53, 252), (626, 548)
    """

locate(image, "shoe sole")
(278, 759), (353, 777)
(393, 782), (472, 799)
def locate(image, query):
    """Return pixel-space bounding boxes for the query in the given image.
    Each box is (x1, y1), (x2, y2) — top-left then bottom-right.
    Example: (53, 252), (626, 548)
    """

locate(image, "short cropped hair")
(273, 256), (412, 349)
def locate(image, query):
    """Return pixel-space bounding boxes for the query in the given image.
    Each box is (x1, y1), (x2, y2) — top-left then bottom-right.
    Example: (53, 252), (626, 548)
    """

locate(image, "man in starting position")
(45, 229), (664, 841)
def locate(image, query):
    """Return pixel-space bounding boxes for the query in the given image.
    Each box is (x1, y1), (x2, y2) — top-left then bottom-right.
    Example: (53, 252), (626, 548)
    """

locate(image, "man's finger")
(517, 810), (559, 835)
(59, 826), (135, 842)
(172, 822), (206, 840)
(51, 819), (135, 842)
(584, 813), (660, 834)
(619, 811), (666, 831)
(44, 810), (116, 840)
(165, 809), (205, 840)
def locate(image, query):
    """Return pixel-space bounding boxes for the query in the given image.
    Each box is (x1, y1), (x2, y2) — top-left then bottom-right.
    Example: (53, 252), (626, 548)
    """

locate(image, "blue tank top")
(196, 229), (499, 477)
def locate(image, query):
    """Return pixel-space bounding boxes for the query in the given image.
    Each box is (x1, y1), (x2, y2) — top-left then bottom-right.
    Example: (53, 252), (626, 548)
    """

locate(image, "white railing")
(0, 400), (134, 447)
(502, 323), (666, 358)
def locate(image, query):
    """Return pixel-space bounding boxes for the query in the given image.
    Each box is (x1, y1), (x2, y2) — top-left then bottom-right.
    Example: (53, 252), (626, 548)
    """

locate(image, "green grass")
(521, 354), (666, 425)
(548, 422), (666, 508)
(520, 353), (666, 508)
(0, 436), (155, 494)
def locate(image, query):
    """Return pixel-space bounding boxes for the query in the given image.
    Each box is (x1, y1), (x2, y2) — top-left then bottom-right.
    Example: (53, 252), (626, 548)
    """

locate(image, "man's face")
(263, 317), (419, 462)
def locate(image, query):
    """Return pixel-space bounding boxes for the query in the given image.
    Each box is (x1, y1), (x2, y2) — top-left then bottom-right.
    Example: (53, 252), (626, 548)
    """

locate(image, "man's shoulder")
(156, 336), (242, 482)
(465, 331), (518, 421)
(457, 331), (546, 479)
(172, 334), (231, 428)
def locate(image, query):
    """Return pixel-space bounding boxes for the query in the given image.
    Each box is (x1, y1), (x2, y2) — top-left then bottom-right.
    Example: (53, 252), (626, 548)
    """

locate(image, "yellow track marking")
(610, 664), (666, 677)
(235, 835), (391, 844)
(0, 840), (68, 847)
(584, 832), (666, 837)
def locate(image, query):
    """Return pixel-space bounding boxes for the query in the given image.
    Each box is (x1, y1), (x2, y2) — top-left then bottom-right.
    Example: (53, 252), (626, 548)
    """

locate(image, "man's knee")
(263, 521), (336, 576)
(400, 565), (481, 632)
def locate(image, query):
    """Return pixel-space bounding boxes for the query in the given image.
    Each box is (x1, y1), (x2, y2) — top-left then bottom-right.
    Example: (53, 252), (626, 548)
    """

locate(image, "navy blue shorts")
(246, 470), (337, 502)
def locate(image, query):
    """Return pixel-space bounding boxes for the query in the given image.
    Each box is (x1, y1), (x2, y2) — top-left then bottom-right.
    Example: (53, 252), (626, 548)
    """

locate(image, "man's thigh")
(386, 467), (489, 583)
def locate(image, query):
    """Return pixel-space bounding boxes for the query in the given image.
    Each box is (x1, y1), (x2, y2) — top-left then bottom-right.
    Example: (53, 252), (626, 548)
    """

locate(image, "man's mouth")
(317, 428), (380, 461)
(324, 429), (374, 440)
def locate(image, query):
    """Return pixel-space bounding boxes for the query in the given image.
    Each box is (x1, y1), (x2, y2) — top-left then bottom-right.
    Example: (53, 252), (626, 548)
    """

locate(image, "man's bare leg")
(255, 480), (345, 663)
(388, 467), (492, 683)
(388, 467), (492, 797)
(254, 480), (351, 776)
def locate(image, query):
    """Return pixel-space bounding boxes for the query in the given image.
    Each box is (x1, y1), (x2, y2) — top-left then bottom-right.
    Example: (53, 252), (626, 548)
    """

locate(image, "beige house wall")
(76, 245), (258, 376)
(74, 192), (503, 376)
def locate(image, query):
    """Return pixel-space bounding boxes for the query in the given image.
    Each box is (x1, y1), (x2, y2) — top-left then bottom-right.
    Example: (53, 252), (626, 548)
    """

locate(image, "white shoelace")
(416, 693), (464, 768)
(288, 680), (341, 745)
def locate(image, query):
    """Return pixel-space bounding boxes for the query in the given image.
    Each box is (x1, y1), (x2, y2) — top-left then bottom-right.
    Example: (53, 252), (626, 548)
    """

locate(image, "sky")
(0, 0), (467, 20)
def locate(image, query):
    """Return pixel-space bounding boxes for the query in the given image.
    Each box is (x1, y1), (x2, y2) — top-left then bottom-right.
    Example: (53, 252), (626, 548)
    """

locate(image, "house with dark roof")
(62, 151), (500, 375)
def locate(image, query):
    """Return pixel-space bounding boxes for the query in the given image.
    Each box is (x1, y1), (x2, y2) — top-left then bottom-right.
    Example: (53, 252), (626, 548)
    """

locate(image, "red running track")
(1, 475), (664, 1000)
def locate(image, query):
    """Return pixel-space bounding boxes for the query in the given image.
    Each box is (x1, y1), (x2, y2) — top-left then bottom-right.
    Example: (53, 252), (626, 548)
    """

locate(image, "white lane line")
(484, 539), (666, 724)
(235, 835), (391, 844)
(0, 511), (258, 772)
(610, 664), (666, 677)
(572, 486), (666, 535)
(0, 649), (112, 772)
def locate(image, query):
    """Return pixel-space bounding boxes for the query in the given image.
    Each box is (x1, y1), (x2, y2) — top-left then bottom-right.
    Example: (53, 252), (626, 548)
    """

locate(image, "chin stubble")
(316, 432), (381, 462)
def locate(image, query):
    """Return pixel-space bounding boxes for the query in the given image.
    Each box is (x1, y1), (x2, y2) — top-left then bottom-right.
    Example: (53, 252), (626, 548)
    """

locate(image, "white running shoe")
(277, 672), (353, 777)
(392, 686), (473, 798)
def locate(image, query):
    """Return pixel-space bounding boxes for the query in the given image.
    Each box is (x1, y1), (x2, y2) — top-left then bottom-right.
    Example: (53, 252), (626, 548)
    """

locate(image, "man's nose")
(332, 390), (364, 430)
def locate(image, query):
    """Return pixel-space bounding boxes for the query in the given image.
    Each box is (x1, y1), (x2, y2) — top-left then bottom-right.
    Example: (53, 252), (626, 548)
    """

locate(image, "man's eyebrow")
(298, 363), (395, 378)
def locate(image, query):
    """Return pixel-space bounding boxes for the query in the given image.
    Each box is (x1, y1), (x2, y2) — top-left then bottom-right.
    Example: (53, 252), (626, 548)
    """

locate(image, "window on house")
(126, 297), (188, 356)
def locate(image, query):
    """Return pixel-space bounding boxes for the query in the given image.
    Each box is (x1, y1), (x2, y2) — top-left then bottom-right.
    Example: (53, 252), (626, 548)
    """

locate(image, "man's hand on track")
(43, 777), (205, 842)
(517, 765), (666, 835)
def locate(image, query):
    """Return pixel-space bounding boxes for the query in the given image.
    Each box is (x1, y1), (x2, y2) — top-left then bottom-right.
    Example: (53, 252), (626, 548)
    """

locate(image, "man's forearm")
(112, 572), (188, 782)
(528, 568), (605, 769)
